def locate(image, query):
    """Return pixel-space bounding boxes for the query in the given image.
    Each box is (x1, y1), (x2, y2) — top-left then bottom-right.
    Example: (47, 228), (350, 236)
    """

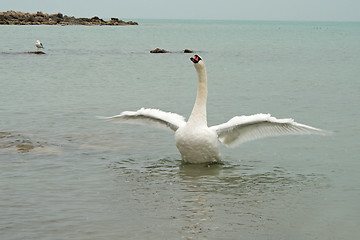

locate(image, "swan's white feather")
(210, 114), (328, 147)
(104, 108), (186, 132)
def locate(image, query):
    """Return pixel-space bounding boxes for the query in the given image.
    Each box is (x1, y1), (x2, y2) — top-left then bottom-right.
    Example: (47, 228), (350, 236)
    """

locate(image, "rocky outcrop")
(183, 49), (194, 53)
(150, 48), (170, 53)
(0, 11), (138, 25)
(150, 48), (195, 53)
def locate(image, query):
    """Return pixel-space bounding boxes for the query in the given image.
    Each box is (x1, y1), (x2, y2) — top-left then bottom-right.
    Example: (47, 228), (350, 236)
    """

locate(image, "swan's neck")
(188, 66), (207, 126)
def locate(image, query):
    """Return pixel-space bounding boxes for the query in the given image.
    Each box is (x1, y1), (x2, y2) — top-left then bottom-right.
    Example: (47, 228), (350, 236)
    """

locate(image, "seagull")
(103, 55), (329, 164)
(35, 40), (44, 50)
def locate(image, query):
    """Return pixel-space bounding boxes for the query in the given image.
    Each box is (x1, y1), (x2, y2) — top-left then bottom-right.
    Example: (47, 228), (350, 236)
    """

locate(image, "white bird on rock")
(35, 40), (44, 50)
(103, 55), (328, 164)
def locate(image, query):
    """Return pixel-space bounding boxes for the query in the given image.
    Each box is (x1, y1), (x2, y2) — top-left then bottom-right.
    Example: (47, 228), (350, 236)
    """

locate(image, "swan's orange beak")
(190, 55), (201, 64)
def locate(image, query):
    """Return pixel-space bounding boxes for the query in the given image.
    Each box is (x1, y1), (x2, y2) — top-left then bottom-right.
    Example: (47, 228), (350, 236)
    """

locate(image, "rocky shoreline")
(0, 11), (138, 26)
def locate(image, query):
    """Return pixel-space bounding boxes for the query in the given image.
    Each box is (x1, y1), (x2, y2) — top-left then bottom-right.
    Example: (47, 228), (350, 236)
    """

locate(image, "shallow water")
(1, 20), (359, 239)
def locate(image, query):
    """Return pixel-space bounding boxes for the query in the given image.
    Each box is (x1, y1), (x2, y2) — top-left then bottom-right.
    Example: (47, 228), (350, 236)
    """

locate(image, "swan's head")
(190, 55), (205, 69)
(190, 55), (202, 64)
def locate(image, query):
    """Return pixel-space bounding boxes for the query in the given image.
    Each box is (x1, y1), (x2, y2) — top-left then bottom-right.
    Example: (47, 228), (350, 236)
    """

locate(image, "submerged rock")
(0, 131), (61, 154)
(0, 132), (42, 152)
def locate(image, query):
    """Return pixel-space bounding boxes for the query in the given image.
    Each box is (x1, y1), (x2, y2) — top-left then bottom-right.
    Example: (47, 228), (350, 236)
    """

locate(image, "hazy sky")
(2, 0), (360, 21)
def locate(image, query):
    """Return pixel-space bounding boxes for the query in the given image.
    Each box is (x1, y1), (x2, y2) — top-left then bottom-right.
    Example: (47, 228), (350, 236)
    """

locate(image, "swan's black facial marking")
(190, 55), (202, 64)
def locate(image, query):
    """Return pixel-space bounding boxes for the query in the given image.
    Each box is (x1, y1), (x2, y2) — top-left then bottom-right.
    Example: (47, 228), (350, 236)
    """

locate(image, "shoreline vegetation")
(0, 10), (138, 26)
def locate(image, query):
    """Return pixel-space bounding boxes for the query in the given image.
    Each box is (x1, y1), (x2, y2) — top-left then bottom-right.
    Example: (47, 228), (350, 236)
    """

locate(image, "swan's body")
(104, 55), (328, 163)
(35, 40), (44, 49)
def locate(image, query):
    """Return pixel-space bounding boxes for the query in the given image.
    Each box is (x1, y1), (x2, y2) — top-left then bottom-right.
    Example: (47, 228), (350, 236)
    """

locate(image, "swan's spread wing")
(210, 114), (328, 147)
(102, 108), (186, 132)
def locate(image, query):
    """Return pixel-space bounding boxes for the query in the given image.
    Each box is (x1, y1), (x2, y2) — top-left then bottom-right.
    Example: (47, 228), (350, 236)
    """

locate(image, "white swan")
(35, 40), (44, 49)
(104, 55), (328, 163)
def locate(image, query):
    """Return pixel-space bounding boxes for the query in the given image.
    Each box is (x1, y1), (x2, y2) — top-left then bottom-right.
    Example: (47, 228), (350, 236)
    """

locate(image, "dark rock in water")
(150, 48), (170, 53)
(126, 21), (138, 25)
(0, 10), (138, 25)
(25, 51), (46, 54)
(149, 48), (195, 54)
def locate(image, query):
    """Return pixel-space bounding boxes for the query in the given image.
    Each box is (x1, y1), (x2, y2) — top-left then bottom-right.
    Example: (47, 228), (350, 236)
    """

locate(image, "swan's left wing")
(210, 114), (329, 147)
(101, 108), (186, 132)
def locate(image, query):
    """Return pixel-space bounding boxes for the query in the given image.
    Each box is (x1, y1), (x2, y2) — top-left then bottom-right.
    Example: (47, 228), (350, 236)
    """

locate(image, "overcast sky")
(2, 0), (360, 21)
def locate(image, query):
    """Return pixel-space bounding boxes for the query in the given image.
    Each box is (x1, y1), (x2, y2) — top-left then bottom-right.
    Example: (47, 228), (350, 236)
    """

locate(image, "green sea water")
(1, 20), (359, 239)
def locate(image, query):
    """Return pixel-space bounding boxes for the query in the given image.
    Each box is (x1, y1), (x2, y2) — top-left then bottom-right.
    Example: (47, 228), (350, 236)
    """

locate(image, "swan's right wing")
(101, 108), (186, 132)
(210, 114), (329, 147)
